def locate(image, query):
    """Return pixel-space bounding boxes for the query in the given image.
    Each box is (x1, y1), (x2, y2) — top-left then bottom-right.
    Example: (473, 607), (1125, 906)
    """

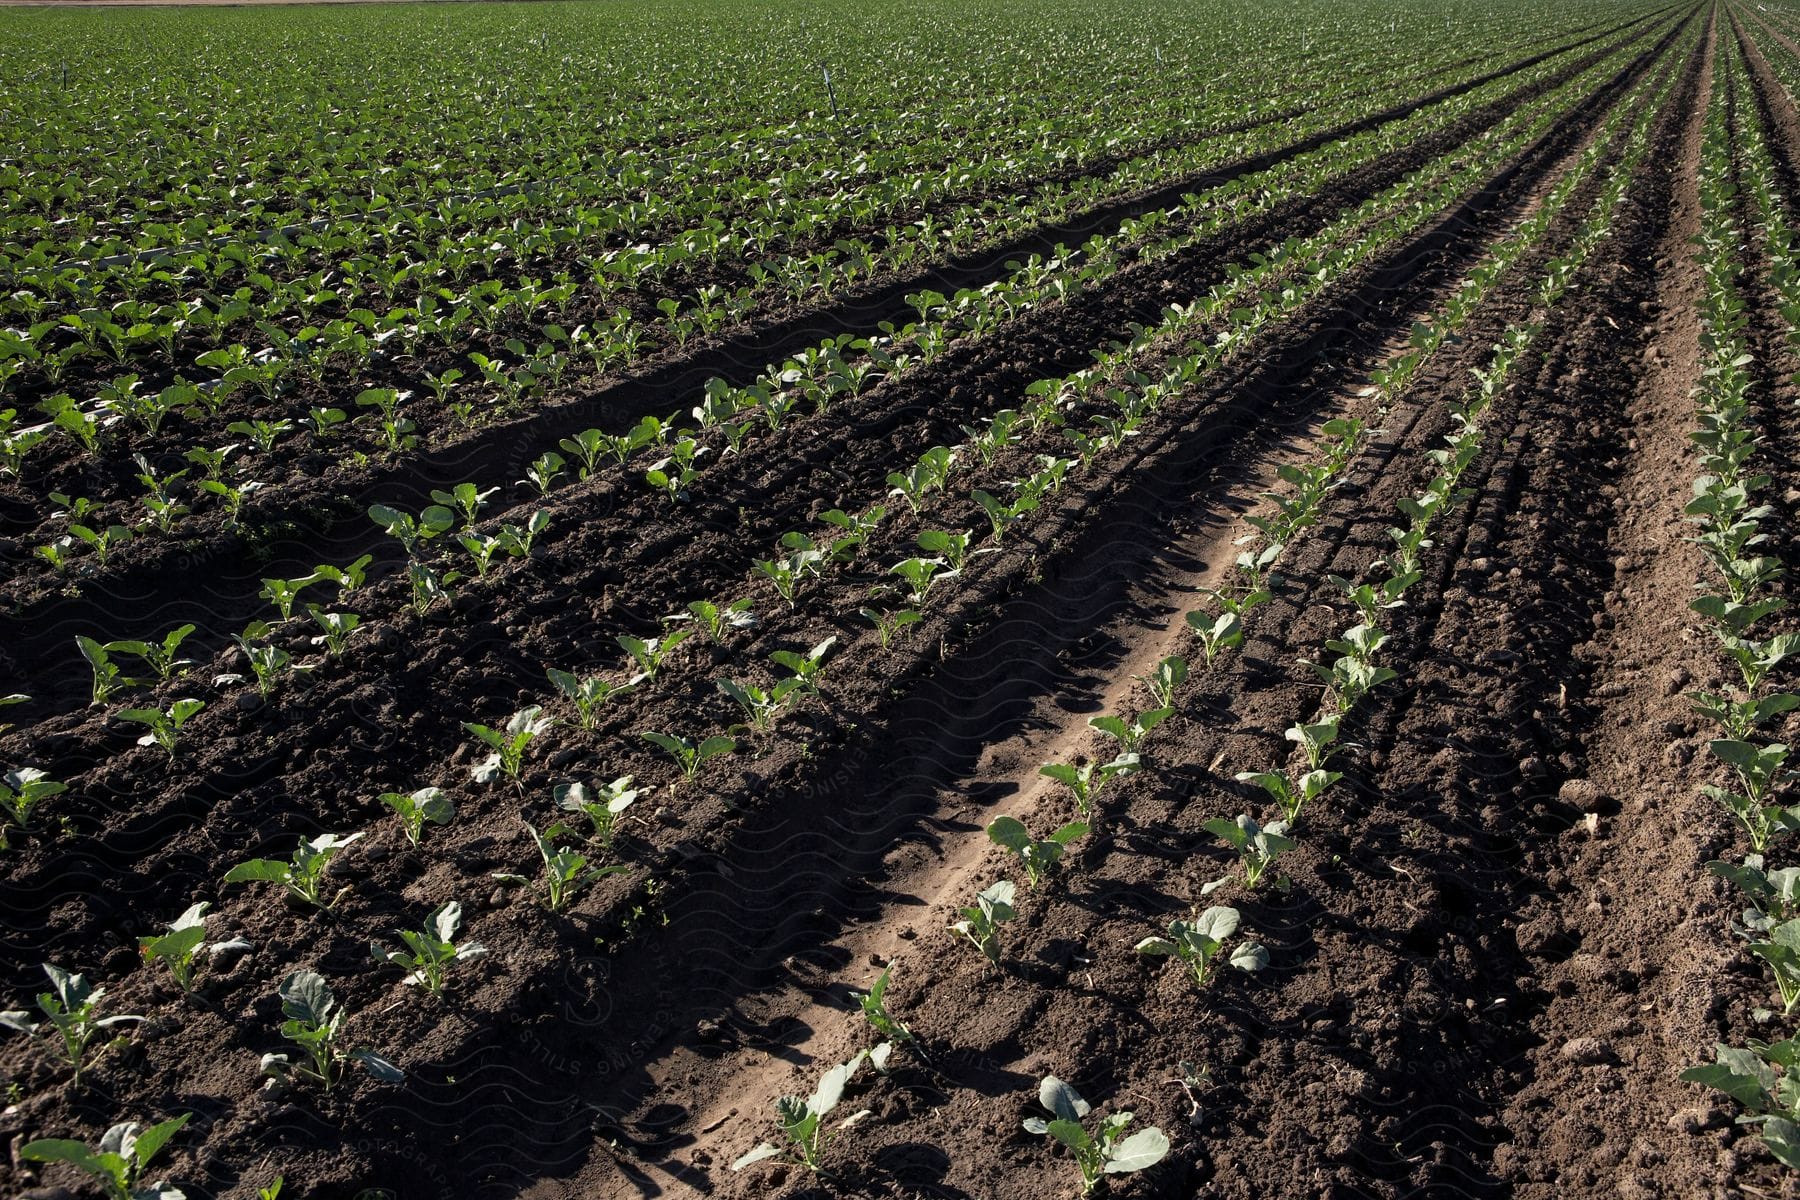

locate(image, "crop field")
(10, 0), (1800, 1195)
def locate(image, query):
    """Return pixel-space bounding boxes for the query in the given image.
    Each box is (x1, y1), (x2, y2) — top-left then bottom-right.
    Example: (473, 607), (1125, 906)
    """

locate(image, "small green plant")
(1134, 906), (1268, 988)
(370, 901), (487, 994)
(378, 787), (454, 848)
(682, 597), (756, 641)
(223, 833), (363, 909)
(259, 576), (313, 622)
(851, 967), (915, 1048)
(617, 630), (691, 680)
(137, 902), (217, 993)
(1236, 765), (1341, 827)
(859, 605), (922, 648)
(717, 676), (800, 732)
(492, 821), (627, 911)
(430, 481), (499, 528)
(1089, 707), (1173, 756)
(0, 964), (142, 1086)
(1, 766), (67, 829)
(546, 669), (639, 730)
(108, 624), (197, 681)
(987, 815), (1088, 888)
(1682, 1037), (1800, 1168)
(1203, 813), (1294, 891)
(555, 777), (643, 849)
(950, 880), (1017, 965)
(770, 636), (836, 697)
(117, 699), (205, 757)
(641, 730), (736, 782)
(464, 706), (558, 784)
(1133, 656), (1187, 708)
(260, 970), (402, 1093)
(20, 1112), (191, 1200)
(306, 607), (361, 657)
(1022, 1075), (1169, 1193)
(1040, 754), (1140, 818)
(77, 635), (139, 705)
(731, 1050), (871, 1174)
(1753, 919), (1800, 1016)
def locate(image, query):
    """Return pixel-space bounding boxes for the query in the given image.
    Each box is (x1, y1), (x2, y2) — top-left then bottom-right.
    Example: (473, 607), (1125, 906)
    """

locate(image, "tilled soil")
(7, 4), (1796, 1199)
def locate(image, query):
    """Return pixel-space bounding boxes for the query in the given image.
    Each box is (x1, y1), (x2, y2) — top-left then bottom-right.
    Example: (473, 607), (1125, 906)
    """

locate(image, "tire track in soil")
(0, 9), (1699, 1200)
(510, 29), (1698, 1200)
(0, 3), (1685, 978)
(0, 7), (1681, 677)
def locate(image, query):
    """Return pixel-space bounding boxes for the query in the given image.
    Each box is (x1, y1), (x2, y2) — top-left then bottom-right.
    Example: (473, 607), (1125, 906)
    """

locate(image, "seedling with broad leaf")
(556, 777), (643, 848)
(860, 605), (921, 648)
(1203, 814), (1293, 890)
(718, 677), (801, 732)
(732, 1050), (871, 1174)
(1135, 906), (1268, 988)
(492, 821), (627, 911)
(950, 880), (1017, 965)
(138, 903), (243, 994)
(1022, 1075), (1169, 1193)
(0, 964), (142, 1086)
(1752, 919), (1800, 1015)
(1090, 707), (1173, 756)
(1, 766), (66, 829)
(260, 970), (402, 1093)
(464, 706), (557, 785)
(546, 668), (640, 729)
(118, 699), (205, 757)
(1040, 754), (1140, 818)
(1134, 656), (1187, 708)
(223, 833), (363, 909)
(770, 636), (836, 697)
(682, 597), (756, 641)
(107, 624), (197, 681)
(988, 815), (1088, 888)
(851, 967), (915, 1049)
(20, 1112), (191, 1200)
(1236, 765), (1341, 827)
(617, 630), (690, 680)
(78, 635), (139, 705)
(379, 787), (454, 847)
(1682, 1038), (1800, 1168)
(641, 731), (736, 782)
(370, 901), (486, 994)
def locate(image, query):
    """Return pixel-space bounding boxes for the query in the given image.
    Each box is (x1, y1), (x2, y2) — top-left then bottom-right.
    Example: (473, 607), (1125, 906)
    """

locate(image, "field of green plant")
(4, 0), (1800, 1196)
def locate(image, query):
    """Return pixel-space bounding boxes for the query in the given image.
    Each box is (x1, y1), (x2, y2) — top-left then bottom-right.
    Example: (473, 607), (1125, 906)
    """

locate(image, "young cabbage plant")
(950, 880), (1017, 965)
(1040, 754), (1140, 818)
(641, 731), (736, 782)
(851, 967), (916, 1049)
(1710, 855), (1800, 935)
(223, 833), (363, 910)
(137, 903), (223, 993)
(108, 624), (197, 681)
(1708, 740), (1800, 853)
(1692, 691), (1800, 740)
(1090, 708), (1173, 756)
(1133, 656), (1188, 708)
(616, 630), (690, 680)
(859, 605), (921, 649)
(77, 635), (140, 705)
(118, 699), (205, 757)
(492, 821), (627, 912)
(988, 815), (1088, 889)
(682, 597), (756, 641)
(1, 767), (67, 829)
(232, 635), (301, 698)
(718, 677), (802, 732)
(20, 1112), (191, 1200)
(1683, 1035), (1800, 1169)
(555, 777), (643, 849)
(262, 573), (314, 622)
(0, 964), (142, 1087)
(1284, 719), (1343, 771)
(1236, 765), (1341, 827)
(1022, 1075), (1169, 1194)
(378, 787), (454, 848)
(498, 509), (551, 558)
(1752, 919), (1800, 1016)
(306, 607), (360, 657)
(1135, 906), (1268, 988)
(368, 502), (454, 559)
(889, 557), (952, 607)
(546, 668), (640, 730)
(731, 1050), (871, 1174)
(306, 554), (372, 596)
(370, 901), (486, 995)
(916, 529), (993, 572)
(1202, 814), (1294, 891)
(430, 481), (499, 528)
(261, 969), (403, 1093)
(464, 706), (558, 785)
(770, 636), (836, 697)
